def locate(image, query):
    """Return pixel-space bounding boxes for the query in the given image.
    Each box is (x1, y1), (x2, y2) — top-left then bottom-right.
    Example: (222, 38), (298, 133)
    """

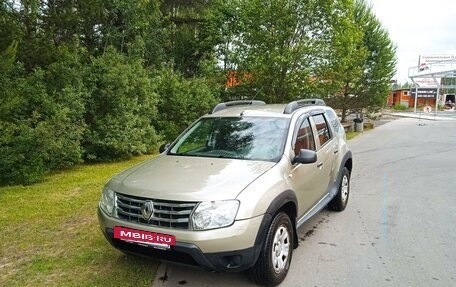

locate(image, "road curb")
(383, 112), (456, 121)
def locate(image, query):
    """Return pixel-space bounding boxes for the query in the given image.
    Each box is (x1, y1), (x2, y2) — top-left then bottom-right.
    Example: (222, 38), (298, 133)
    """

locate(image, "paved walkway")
(384, 110), (456, 121)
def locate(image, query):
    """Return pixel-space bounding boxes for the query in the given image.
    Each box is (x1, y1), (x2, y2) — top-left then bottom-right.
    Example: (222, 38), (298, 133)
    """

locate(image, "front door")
(289, 114), (335, 219)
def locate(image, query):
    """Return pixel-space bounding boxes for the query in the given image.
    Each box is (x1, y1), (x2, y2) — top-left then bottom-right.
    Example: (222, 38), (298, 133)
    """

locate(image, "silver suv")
(98, 99), (352, 286)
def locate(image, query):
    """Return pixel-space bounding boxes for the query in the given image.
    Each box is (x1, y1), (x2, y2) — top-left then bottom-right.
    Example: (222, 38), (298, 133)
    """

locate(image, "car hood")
(108, 155), (276, 201)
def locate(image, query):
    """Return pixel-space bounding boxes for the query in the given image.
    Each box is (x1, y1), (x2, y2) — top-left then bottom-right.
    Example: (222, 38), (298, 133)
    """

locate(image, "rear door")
(310, 113), (337, 198)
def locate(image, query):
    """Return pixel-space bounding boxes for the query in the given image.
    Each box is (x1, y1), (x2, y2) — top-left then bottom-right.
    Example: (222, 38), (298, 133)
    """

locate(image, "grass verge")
(0, 155), (159, 287)
(345, 131), (360, 140)
(345, 122), (375, 140)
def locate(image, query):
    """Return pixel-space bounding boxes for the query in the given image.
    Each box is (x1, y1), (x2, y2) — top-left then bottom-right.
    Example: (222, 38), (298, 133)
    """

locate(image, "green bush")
(83, 48), (159, 161)
(393, 104), (408, 111)
(0, 59), (219, 184)
(0, 58), (85, 185)
(153, 68), (218, 142)
(0, 121), (48, 184)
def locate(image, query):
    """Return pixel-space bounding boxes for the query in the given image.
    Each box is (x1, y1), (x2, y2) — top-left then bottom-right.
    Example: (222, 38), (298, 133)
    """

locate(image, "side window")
(312, 114), (331, 147)
(294, 118), (315, 156)
(174, 119), (213, 154)
(325, 109), (339, 134)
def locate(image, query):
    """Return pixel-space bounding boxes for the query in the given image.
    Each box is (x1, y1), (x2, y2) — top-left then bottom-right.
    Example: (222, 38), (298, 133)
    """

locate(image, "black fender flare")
(341, 150), (353, 173)
(331, 151), (353, 197)
(253, 190), (298, 250)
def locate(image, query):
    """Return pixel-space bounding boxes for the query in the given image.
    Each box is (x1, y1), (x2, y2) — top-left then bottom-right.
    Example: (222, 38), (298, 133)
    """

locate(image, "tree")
(0, 48), (86, 184)
(0, 0), (397, 184)
(160, 0), (223, 77)
(0, 2), (21, 72)
(152, 68), (218, 142)
(217, 0), (355, 103)
(356, 0), (396, 114)
(400, 82), (412, 89)
(314, 0), (367, 121)
(83, 48), (159, 161)
(0, 41), (18, 72)
(321, 0), (396, 121)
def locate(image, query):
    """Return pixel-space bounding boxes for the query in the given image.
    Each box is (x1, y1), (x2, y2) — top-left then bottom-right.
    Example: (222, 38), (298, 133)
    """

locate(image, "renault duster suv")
(98, 99), (352, 286)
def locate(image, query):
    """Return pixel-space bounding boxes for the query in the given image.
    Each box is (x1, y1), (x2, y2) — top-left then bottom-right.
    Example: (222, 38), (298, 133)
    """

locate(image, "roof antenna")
(249, 87), (263, 104)
(240, 88), (264, 116)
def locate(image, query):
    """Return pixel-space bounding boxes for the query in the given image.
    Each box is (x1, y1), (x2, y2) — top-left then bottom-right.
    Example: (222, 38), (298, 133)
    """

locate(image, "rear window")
(325, 109), (340, 133)
(325, 109), (345, 138)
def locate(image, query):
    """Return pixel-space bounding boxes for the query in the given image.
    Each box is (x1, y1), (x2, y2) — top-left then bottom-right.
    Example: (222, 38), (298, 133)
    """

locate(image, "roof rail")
(283, 99), (325, 114)
(210, 100), (266, 114)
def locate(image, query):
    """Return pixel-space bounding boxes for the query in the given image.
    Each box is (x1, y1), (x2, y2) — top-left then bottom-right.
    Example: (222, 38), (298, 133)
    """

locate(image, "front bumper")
(98, 208), (264, 272)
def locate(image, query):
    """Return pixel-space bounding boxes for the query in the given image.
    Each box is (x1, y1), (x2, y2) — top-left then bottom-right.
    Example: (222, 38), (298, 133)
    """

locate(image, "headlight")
(100, 186), (116, 216)
(191, 200), (239, 231)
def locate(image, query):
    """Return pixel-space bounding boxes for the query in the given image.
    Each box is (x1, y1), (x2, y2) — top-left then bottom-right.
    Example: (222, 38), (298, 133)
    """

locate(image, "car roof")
(203, 99), (328, 118)
(204, 104), (290, 118)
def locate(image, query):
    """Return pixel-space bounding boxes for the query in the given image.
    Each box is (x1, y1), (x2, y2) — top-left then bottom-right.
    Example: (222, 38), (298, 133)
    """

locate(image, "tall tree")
(219, 0), (354, 103)
(0, 2), (21, 66)
(314, 0), (367, 121)
(83, 48), (159, 161)
(320, 0), (396, 121)
(161, 0), (222, 77)
(355, 0), (396, 114)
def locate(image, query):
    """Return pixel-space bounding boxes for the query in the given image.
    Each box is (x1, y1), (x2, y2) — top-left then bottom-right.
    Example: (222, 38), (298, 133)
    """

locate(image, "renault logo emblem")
(141, 200), (155, 221)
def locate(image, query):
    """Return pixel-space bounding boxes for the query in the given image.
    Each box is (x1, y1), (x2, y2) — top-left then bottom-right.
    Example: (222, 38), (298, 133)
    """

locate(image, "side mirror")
(159, 143), (170, 153)
(293, 149), (317, 164)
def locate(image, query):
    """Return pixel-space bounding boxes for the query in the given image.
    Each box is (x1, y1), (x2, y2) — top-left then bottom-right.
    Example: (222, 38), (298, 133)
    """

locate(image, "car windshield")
(169, 117), (290, 162)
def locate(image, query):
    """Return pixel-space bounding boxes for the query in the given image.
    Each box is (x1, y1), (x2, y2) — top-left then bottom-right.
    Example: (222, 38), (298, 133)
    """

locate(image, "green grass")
(345, 131), (359, 140)
(392, 103), (408, 111)
(0, 155), (159, 287)
(345, 122), (375, 140)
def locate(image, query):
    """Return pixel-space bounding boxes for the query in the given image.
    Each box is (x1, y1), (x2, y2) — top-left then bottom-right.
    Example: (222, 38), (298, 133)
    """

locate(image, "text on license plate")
(113, 226), (176, 246)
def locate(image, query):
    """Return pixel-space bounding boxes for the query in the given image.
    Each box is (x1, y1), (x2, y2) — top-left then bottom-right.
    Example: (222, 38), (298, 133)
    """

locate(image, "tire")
(250, 212), (293, 287)
(329, 167), (350, 211)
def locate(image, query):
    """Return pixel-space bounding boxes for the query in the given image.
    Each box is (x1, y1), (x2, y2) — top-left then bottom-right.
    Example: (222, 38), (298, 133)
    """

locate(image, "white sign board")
(414, 55), (456, 87)
(418, 55), (456, 66)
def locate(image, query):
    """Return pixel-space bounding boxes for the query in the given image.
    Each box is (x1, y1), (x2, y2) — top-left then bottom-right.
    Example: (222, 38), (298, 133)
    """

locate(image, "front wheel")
(329, 167), (350, 211)
(250, 212), (293, 286)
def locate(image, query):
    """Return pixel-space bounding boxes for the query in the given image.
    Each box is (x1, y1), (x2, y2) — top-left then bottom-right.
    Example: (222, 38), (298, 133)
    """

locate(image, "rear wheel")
(329, 167), (350, 211)
(250, 212), (293, 286)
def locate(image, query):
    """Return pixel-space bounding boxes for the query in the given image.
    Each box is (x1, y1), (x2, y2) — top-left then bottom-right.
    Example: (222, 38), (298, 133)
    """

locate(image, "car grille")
(116, 193), (198, 230)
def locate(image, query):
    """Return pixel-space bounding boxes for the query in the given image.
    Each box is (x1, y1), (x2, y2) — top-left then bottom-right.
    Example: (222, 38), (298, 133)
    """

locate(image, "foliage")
(218, 0), (349, 103)
(153, 68), (218, 142)
(0, 0), (397, 184)
(160, 0), (223, 77)
(355, 0), (396, 113)
(83, 48), (159, 161)
(0, 58), (85, 185)
(393, 104), (408, 111)
(391, 81), (413, 90)
(0, 40), (18, 72)
(319, 0), (396, 121)
(315, 0), (367, 121)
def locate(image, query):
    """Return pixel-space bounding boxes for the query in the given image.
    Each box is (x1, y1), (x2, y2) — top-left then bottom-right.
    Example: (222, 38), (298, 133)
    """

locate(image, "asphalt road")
(152, 117), (456, 287)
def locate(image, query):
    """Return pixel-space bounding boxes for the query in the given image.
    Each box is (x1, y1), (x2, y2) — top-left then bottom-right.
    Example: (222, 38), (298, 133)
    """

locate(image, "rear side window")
(312, 114), (331, 146)
(325, 109), (340, 133)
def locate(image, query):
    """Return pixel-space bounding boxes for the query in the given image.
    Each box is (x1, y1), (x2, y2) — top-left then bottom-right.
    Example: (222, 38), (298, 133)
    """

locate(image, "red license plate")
(114, 226), (176, 246)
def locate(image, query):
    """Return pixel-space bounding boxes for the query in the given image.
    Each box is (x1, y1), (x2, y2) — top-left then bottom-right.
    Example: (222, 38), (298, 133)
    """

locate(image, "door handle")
(317, 162), (323, 169)
(334, 150), (339, 154)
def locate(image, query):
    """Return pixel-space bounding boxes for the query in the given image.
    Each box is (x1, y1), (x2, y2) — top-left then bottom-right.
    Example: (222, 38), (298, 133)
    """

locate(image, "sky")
(370, 0), (456, 83)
